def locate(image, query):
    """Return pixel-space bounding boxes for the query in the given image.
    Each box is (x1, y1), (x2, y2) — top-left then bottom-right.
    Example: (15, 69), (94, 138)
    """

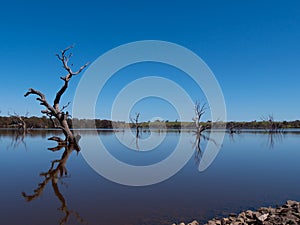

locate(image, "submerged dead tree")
(226, 122), (241, 135)
(261, 115), (284, 148)
(24, 46), (89, 147)
(192, 101), (210, 134)
(9, 112), (29, 133)
(262, 115), (283, 133)
(131, 112), (141, 138)
(7, 112), (31, 149)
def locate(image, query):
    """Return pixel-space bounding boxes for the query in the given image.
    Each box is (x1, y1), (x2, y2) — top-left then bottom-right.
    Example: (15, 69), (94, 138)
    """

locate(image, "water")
(0, 129), (300, 225)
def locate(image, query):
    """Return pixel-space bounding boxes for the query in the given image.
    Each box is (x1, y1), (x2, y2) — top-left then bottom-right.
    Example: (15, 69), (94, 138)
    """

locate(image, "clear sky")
(0, 0), (299, 122)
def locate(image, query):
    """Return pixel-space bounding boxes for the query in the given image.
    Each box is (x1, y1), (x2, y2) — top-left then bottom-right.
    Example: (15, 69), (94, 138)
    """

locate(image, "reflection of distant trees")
(0, 129), (62, 138)
(1, 129), (62, 150)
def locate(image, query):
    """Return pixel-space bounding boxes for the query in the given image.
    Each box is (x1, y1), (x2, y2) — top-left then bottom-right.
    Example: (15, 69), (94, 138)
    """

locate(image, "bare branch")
(53, 47), (89, 112)
(25, 88), (56, 114)
(55, 45), (74, 74)
(72, 62), (90, 75)
(61, 102), (71, 111)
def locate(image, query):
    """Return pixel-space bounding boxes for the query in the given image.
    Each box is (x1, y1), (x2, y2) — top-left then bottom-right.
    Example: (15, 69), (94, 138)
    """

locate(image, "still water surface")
(0, 129), (300, 225)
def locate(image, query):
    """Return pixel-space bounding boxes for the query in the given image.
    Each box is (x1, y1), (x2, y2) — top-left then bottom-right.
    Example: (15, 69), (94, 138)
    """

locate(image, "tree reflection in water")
(22, 143), (87, 225)
(266, 131), (284, 149)
(8, 129), (28, 150)
(193, 131), (220, 166)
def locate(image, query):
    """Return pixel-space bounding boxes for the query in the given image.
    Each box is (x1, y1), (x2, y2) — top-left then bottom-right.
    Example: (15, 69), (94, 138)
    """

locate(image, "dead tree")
(261, 115), (284, 148)
(8, 112), (29, 133)
(262, 115), (283, 133)
(192, 101), (210, 134)
(24, 46), (89, 148)
(7, 112), (31, 149)
(228, 125), (240, 134)
(226, 122), (241, 134)
(131, 112), (141, 138)
(22, 144), (86, 225)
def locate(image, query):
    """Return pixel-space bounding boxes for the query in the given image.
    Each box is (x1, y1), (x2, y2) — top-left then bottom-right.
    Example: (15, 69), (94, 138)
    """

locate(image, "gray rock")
(181, 200), (300, 225)
(206, 221), (215, 225)
(187, 220), (199, 225)
(257, 213), (269, 221)
(245, 210), (254, 218)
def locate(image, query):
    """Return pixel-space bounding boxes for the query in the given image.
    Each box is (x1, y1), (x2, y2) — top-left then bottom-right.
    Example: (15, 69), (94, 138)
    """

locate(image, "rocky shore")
(172, 200), (300, 225)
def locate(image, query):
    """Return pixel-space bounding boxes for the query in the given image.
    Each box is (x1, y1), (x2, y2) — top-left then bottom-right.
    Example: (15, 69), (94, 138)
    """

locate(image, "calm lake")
(0, 129), (300, 225)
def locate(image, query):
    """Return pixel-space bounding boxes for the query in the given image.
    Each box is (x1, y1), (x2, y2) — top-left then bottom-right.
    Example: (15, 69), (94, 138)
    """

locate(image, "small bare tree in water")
(24, 46), (89, 149)
(7, 112), (32, 150)
(192, 101), (210, 134)
(262, 115), (283, 133)
(131, 112), (141, 138)
(261, 115), (284, 148)
(8, 112), (30, 133)
(192, 100), (221, 164)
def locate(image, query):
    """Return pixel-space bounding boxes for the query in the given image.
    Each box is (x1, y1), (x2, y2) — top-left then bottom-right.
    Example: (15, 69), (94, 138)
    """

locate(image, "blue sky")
(0, 0), (299, 121)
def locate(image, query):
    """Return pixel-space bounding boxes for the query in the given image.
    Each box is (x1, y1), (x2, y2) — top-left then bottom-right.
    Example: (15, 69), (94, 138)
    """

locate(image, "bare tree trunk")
(24, 46), (89, 148)
(192, 101), (210, 134)
(131, 112), (140, 138)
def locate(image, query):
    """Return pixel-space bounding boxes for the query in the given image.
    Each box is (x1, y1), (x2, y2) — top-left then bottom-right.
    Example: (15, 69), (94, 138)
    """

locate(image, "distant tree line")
(1, 116), (300, 129)
(0, 116), (113, 129)
(225, 120), (300, 129)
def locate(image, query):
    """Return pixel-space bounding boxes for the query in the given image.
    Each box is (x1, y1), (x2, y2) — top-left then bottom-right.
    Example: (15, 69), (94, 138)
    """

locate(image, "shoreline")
(173, 200), (300, 225)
